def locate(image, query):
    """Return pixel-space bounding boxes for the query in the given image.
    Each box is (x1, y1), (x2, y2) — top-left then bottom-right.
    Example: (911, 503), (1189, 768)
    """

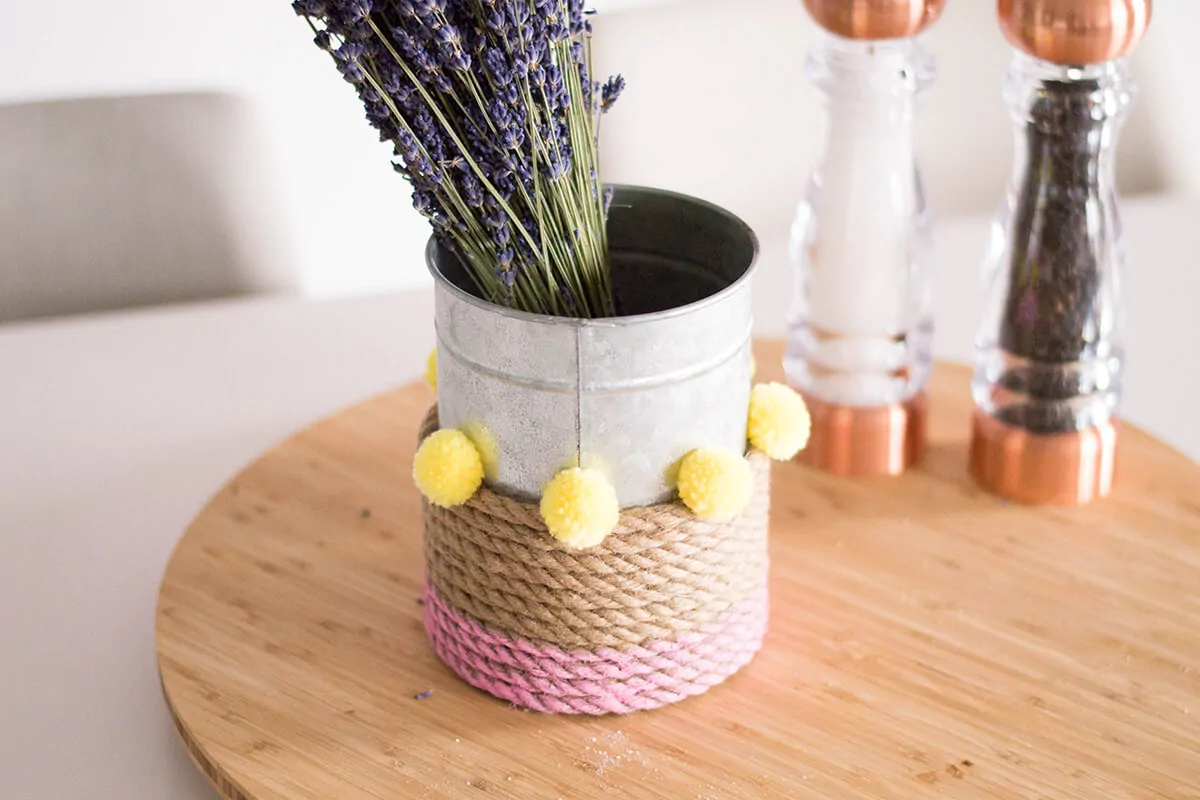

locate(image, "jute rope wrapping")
(419, 409), (771, 715)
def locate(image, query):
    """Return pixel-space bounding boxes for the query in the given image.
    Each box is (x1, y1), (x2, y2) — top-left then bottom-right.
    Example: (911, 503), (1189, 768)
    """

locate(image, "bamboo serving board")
(156, 341), (1200, 799)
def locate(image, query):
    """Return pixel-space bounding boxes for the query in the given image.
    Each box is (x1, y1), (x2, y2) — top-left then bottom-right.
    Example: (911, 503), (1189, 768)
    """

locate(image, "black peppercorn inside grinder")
(970, 0), (1152, 505)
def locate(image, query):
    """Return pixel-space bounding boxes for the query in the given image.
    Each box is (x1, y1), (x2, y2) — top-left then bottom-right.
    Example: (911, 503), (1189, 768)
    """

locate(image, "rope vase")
(419, 410), (772, 715)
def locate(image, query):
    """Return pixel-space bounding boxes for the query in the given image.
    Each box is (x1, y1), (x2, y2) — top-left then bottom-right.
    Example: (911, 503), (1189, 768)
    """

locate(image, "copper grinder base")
(797, 393), (928, 477)
(969, 411), (1118, 506)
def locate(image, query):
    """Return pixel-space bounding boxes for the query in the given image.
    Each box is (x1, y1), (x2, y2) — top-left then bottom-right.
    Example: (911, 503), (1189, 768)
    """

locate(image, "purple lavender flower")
(345, 0), (373, 23)
(567, 0), (587, 34)
(543, 150), (571, 181)
(481, 196), (505, 230)
(362, 87), (394, 135)
(334, 41), (366, 83)
(529, 63), (548, 94)
(486, 97), (511, 128)
(406, 40), (451, 92)
(292, 0), (327, 17)
(495, 246), (517, 290)
(483, 8), (507, 36)
(318, 0), (371, 39)
(536, 0), (568, 40)
(411, 187), (452, 232)
(601, 75), (625, 113)
(542, 62), (567, 111)
(377, 62), (403, 96)
(500, 152), (531, 185)
(502, 126), (525, 151)
(395, 127), (443, 185)
(505, 0), (530, 28)
(435, 24), (462, 47)
(513, 38), (545, 74)
(520, 9), (546, 51)
(412, 106), (447, 161)
(496, 170), (519, 199)
(394, 127), (421, 161)
(465, 28), (488, 57)
(457, 171), (486, 208)
(492, 221), (511, 246)
(390, 26), (420, 59)
(501, 79), (520, 107)
(483, 48), (510, 84)
(434, 21), (472, 71)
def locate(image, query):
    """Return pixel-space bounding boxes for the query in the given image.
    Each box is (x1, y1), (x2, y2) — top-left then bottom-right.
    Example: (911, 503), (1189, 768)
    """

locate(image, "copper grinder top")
(998, 0), (1152, 65)
(801, 0), (947, 40)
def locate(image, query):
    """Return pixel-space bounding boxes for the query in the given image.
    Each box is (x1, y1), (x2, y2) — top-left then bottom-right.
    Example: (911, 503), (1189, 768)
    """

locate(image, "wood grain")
(156, 341), (1200, 799)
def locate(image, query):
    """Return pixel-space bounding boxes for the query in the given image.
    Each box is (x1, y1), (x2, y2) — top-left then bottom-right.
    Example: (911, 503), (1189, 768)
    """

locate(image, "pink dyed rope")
(424, 584), (768, 715)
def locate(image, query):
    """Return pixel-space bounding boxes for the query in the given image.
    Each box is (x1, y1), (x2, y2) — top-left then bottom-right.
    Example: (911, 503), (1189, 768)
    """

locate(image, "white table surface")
(2, 196), (1197, 799)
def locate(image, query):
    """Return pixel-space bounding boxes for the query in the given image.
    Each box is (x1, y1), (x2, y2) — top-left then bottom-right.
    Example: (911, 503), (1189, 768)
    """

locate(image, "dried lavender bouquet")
(292, 0), (625, 318)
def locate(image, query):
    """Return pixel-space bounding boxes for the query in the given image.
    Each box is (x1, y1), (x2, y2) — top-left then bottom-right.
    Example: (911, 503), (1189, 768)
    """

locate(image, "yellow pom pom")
(423, 348), (438, 392)
(748, 382), (812, 461)
(461, 420), (500, 482)
(540, 468), (619, 550)
(677, 447), (753, 522)
(413, 429), (483, 507)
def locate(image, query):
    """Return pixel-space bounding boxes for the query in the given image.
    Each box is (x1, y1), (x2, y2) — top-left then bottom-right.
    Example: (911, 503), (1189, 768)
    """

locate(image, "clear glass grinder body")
(974, 54), (1133, 437)
(784, 31), (936, 475)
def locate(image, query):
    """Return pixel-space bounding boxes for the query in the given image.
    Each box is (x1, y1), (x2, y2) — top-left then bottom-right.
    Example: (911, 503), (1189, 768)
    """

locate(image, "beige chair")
(0, 92), (299, 323)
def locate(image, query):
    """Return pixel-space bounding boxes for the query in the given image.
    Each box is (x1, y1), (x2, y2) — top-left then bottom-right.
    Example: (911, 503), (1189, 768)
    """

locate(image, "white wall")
(592, 0), (1175, 242)
(1135, 3), (1200, 200)
(0, 0), (1191, 314)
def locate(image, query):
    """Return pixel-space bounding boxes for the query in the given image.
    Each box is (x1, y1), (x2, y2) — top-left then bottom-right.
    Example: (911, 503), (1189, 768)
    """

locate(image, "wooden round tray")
(156, 342), (1200, 799)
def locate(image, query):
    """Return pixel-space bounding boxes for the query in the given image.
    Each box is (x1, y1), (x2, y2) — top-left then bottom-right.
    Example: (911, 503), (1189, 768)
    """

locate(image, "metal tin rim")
(424, 184), (760, 327)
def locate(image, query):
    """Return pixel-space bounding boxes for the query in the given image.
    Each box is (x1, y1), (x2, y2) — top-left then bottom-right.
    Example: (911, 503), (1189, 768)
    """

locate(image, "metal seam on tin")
(575, 327), (584, 466)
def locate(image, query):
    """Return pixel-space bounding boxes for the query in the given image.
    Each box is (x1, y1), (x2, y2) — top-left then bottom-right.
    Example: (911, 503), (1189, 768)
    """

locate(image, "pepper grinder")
(971, 0), (1151, 505)
(786, 0), (945, 476)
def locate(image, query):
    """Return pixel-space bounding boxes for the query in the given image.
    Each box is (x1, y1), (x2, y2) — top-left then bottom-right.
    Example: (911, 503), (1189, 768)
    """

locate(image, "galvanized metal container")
(429, 185), (758, 508)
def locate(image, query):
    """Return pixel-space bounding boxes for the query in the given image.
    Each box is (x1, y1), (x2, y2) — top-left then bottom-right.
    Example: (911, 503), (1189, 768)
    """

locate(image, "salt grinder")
(970, 0), (1151, 505)
(786, 0), (946, 476)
